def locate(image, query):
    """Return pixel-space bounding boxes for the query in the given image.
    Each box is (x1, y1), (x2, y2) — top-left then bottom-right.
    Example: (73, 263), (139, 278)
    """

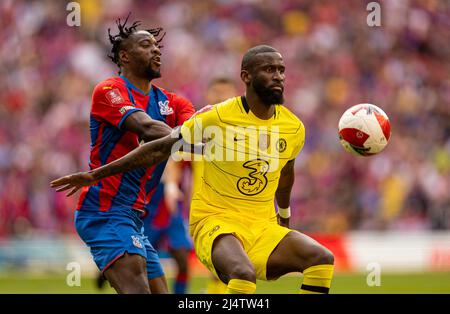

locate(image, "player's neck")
(121, 70), (152, 94)
(245, 93), (275, 120)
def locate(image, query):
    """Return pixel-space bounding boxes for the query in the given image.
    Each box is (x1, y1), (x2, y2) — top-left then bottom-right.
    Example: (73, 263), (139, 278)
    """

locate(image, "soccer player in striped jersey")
(52, 45), (335, 294)
(64, 15), (194, 294)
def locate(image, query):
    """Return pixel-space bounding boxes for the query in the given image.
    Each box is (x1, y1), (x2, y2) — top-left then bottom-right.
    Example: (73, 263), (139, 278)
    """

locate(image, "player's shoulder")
(214, 96), (242, 119)
(215, 96), (240, 110)
(189, 97), (236, 119)
(277, 105), (304, 134)
(92, 77), (127, 95)
(94, 77), (125, 90)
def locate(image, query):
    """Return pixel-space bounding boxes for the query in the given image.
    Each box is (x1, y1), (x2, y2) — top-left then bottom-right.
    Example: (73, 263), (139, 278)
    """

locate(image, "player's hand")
(277, 214), (290, 228)
(50, 172), (98, 197)
(164, 182), (184, 214)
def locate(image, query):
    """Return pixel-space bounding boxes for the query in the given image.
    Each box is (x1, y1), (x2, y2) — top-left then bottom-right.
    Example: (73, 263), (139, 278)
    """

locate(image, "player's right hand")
(50, 172), (98, 196)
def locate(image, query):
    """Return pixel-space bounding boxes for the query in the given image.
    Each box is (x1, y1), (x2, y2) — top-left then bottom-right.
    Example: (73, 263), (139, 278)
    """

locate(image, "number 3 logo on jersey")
(237, 159), (269, 196)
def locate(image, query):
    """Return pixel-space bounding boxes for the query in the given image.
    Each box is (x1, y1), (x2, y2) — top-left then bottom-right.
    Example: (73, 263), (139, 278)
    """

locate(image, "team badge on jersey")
(158, 100), (174, 115)
(105, 88), (124, 105)
(276, 138), (287, 152)
(131, 235), (143, 249)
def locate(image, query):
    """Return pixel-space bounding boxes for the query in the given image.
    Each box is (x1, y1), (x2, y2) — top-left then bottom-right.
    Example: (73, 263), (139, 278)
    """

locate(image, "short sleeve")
(290, 121), (306, 160)
(91, 82), (144, 129)
(180, 105), (217, 144)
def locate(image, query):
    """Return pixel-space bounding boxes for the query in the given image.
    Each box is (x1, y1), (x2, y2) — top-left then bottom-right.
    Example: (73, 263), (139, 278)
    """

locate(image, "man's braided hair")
(108, 13), (165, 74)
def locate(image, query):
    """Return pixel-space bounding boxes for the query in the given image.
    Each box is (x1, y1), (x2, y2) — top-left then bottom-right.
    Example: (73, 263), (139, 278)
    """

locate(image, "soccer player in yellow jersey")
(162, 77), (238, 293)
(199, 77), (238, 294)
(52, 45), (335, 294)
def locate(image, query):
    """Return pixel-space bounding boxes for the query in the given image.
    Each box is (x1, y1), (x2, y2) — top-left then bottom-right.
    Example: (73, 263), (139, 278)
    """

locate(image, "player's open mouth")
(152, 58), (161, 66)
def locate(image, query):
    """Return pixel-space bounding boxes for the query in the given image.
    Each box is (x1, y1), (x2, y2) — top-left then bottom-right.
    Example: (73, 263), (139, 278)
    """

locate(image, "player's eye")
(141, 41), (153, 48)
(266, 67), (273, 73)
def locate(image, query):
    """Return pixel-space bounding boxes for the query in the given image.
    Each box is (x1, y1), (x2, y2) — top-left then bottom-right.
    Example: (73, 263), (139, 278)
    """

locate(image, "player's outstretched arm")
(50, 130), (181, 196)
(275, 159), (295, 228)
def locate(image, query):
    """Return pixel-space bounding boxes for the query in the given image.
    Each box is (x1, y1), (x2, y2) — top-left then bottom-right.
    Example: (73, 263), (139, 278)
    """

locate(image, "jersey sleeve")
(180, 105), (217, 144)
(169, 93), (195, 126)
(91, 82), (144, 129)
(290, 121), (306, 160)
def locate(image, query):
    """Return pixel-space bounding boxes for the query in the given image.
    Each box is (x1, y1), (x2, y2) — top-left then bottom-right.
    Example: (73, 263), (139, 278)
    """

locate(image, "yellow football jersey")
(180, 96), (305, 228)
(191, 159), (204, 196)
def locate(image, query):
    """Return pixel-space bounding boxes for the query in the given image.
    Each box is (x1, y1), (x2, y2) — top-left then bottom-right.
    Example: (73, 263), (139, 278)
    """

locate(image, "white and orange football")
(338, 104), (391, 156)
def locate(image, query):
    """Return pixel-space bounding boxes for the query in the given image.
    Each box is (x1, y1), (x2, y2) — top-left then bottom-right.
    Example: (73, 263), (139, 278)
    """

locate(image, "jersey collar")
(119, 75), (151, 96)
(241, 95), (278, 119)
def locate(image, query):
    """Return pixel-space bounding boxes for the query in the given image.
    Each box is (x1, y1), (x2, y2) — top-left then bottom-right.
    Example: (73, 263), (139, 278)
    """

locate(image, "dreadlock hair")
(108, 13), (165, 74)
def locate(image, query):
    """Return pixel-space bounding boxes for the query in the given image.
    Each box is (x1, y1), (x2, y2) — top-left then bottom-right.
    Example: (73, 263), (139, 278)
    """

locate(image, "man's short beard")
(145, 67), (161, 80)
(252, 79), (284, 106)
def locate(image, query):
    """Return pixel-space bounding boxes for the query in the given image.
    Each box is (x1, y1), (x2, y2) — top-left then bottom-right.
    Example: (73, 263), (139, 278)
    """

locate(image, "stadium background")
(0, 0), (449, 293)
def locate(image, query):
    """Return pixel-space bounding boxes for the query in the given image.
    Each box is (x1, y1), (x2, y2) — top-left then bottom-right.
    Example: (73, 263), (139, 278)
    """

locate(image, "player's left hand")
(50, 172), (98, 196)
(277, 214), (289, 228)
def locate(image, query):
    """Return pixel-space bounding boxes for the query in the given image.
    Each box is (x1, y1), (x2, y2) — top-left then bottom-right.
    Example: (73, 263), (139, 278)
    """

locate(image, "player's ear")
(119, 50), (130, 65)
(241, 70), (251, 85)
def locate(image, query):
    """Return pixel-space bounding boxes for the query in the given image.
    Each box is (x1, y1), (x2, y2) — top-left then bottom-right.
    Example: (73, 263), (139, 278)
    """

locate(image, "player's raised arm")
(275, 159), (295, 228)
(50, 129), (181, 196)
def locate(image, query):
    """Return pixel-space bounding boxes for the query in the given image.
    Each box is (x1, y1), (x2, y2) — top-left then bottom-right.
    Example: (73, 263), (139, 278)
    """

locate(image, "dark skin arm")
(50, 111), (179, 196)
(275, 159), (295, 228)
(122, 111), (173, 143)
(50, 132), (180, 196)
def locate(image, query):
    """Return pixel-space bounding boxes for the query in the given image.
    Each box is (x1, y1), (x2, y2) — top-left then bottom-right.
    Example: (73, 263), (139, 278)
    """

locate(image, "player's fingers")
(66, 186), (81, 197)
(50, 176), (73, 187)
(50, 178), (67, 187)
(55, 184), (74, 192)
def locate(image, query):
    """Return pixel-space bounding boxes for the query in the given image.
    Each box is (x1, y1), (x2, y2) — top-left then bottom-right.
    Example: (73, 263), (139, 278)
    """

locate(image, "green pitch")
(0, 272), (449, 294)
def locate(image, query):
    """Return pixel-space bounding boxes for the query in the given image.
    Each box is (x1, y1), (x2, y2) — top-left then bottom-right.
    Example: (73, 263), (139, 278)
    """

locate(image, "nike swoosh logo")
(234, 138), (245, 141)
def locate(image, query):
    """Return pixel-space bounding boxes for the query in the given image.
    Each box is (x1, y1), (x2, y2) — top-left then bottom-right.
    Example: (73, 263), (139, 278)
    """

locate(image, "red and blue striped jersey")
(76, 76), (194, 213)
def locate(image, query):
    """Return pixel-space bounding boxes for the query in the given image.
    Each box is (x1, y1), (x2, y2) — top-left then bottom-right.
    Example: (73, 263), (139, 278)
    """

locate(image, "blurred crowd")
(0, 0), (449, 238)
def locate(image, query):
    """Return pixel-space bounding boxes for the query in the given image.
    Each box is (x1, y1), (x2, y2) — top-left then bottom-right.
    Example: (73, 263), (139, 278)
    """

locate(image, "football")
(338, 104), (391, 156)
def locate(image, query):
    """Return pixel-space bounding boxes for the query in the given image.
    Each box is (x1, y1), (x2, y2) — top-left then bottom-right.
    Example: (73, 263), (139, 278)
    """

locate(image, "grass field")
(1, 272), (449, 294)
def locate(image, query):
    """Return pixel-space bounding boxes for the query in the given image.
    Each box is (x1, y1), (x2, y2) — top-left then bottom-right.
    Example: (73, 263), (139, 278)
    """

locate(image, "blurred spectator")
(0, 0), (448, 237)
